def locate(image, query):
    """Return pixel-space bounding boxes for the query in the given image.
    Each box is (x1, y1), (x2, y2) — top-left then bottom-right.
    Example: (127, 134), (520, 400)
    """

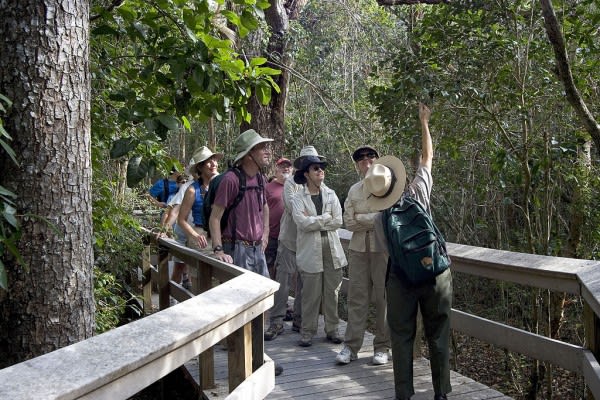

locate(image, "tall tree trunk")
(0, 0), (95, 367)
(243, 0), (308, 159)
(540, 0), (600, 152)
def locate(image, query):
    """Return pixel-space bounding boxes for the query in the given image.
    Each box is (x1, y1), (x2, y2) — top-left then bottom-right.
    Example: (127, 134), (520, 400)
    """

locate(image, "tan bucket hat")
(186, 146), (223, 174)
(233, 129), (273, 164)
(363, 155), (407, 211)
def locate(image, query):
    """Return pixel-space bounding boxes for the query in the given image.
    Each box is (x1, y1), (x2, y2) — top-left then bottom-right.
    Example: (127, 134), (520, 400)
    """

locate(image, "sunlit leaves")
(90, 0), (279, 187)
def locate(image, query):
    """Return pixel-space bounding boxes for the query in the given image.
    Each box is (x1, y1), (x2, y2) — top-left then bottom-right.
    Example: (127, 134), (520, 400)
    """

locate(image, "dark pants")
(265, 237), (278, 280)
(386, 268), (453, 398)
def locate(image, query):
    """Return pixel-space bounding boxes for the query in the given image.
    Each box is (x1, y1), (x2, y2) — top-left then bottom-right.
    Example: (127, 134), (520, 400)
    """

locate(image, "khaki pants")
(344, 249), (390, 354)
(299, 263), (342, 337)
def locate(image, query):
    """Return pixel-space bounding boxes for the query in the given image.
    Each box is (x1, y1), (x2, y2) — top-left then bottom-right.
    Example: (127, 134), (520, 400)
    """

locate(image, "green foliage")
(94, 267), (127, 334)
(90, 0), (280, 187)
(368, 0), (600, 255)
(0, 94), (20, 291)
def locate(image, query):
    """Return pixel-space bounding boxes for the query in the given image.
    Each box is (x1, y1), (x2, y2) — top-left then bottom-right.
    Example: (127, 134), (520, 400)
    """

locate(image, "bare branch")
(540, 0), (600, 150)
(90, 0), (124, 22)
(377, 0), (449, 5)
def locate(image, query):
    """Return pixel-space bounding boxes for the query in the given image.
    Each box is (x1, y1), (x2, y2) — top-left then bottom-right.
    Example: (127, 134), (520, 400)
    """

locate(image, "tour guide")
(368, 104), (452, 400)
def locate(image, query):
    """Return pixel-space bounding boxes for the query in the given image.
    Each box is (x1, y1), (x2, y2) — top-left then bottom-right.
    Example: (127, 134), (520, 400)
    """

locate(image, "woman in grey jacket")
(291, 155), (347, 347)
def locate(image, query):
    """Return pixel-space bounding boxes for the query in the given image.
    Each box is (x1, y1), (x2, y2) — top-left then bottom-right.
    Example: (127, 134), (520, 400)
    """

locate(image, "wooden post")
(197, 260), (215, 390)
(227, 323), (252, 392)
(157, 245), (170, 311)
(584, 303), (600, 400)
(142, 244), (152, 315)
(252, 314), (265, 372)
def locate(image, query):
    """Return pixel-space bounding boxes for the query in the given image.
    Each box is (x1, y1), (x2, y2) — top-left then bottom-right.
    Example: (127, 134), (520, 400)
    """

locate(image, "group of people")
(147, 103), (452, 400)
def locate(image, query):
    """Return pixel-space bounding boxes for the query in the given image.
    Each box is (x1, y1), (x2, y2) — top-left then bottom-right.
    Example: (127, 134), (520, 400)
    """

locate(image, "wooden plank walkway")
(186, 312), (512, 400)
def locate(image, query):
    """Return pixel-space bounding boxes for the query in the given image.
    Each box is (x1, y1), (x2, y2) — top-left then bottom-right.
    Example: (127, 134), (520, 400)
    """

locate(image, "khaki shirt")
(343, 180), (385, 253)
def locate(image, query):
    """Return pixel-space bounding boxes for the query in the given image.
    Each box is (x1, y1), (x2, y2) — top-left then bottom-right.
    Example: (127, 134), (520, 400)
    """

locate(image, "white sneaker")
(336, 345), (357, 364)
(372, 351), (390, 365)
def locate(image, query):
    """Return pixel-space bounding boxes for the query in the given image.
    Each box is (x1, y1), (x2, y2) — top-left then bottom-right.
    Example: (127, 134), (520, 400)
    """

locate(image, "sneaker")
(264, 324), (284, 341)
(372, 351), (389, 365)
(336, 345), (357, 364)
(326, 331), (342, 344)
(298, 334), (312, 347)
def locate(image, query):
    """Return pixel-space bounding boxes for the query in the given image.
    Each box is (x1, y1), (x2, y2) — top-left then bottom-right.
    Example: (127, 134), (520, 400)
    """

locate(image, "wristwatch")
(213, 245), (223, 253)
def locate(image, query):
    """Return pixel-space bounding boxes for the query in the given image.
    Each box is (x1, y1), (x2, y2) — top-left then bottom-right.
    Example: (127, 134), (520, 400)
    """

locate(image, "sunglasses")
(356, 152), (378, 161)
(310, 164), (326, 172)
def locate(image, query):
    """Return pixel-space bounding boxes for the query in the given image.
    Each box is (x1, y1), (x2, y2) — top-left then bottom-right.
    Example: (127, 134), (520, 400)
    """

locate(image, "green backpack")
(382, 195), (451, 285)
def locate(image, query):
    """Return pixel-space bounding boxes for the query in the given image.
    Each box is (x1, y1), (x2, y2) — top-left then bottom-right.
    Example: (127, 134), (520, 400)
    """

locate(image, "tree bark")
(540, 0), (600, 152)
(0, 0), (95, 367)
(242, 0), (308, 159)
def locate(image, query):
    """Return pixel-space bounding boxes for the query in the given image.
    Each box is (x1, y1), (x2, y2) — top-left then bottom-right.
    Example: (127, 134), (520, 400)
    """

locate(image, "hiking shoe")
(335, 345), (357, 364)
(326, 331), (342, 344)
(283, 309), (293, 321)
(372, 351), (389, 365)
(298, 334), (312, 347)
(264, 324), (284, 341)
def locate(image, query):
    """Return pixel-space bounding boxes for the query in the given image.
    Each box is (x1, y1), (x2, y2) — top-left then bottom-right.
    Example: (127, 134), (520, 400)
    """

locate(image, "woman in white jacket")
(291, 155), (347, 347)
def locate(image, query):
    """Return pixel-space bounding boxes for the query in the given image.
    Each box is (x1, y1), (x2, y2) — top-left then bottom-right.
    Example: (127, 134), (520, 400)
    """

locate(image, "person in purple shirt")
(264, 157), (292, 279)
(208, 129), (272, 277)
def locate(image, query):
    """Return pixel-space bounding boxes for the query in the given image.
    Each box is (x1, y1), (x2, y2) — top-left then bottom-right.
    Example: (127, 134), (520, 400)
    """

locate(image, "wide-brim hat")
(186, 146), (223, 174)
(293, 155), (328, 184)
(233, 129), (273, 165)
(293, 145), (326, 169)
(352, 145), (379, 162)
(363, 155), (407, 211)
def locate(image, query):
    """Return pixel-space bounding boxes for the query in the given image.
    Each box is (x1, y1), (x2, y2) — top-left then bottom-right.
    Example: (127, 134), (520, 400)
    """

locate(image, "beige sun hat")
(232, 129), (273, 164)
(186, 146), (223, 174)
(363, 155), (407, 211)
(293, 145), (326, 169)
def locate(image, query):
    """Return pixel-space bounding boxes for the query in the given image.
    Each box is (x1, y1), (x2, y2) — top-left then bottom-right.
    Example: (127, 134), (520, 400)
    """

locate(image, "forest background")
(0, 0), (599, 399)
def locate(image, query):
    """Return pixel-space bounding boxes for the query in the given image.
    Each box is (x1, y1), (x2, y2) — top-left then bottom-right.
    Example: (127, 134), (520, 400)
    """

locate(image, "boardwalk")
(190, 314), (512, 399)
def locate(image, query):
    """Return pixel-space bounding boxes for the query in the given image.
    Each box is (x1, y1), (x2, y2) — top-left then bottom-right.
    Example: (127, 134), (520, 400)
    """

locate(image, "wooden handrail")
(0, 230), (279, 400)
(2, 225), (600, 399)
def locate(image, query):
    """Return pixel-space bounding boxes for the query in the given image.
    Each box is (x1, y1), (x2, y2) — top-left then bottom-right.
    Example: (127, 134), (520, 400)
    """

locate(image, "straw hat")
(232, 129), (273, 164)
(363, 155), (407, 211)
(293, 145), (326, 169)
(186, 146), (223, 174)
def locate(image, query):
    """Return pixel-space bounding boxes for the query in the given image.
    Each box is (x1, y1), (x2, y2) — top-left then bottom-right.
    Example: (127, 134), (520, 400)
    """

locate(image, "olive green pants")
(386, 268), (452, 399)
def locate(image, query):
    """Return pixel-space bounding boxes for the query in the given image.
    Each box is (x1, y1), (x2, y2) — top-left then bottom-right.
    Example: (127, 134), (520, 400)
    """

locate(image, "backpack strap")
(228, 167), (246, 243)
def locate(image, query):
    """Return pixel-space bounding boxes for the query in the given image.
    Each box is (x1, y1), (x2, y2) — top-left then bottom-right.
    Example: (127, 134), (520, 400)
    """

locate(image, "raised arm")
(419, 103), (433, 171)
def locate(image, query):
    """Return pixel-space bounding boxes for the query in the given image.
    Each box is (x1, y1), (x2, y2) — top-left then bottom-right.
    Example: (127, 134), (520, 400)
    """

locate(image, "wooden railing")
(0, 231), (279, 400)
(2, 228), (600, 399)
(446, 242), (600, 397)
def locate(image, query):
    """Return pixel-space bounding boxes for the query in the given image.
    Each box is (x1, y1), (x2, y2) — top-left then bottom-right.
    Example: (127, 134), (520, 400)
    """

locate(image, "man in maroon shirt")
(264, 157), (292, 279)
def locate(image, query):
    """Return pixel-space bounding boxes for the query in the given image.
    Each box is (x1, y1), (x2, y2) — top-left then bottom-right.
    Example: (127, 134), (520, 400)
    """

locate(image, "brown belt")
(222, 237), (261, 247)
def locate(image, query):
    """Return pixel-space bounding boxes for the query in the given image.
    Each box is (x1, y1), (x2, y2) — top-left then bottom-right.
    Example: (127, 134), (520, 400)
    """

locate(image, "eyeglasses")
(356, 152), (378, 161)
(310, 165), (325, 172)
